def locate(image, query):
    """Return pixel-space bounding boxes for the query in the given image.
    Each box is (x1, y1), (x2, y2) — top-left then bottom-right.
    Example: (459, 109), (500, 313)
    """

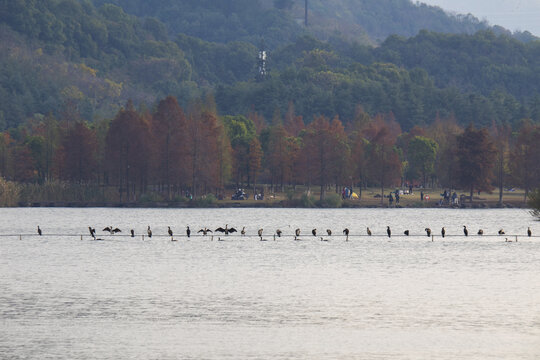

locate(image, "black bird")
(37, 226), (42, 236)
(404, 230), (409, 236)
(528, 227), (532, 237)
(326, 229), (332, 236)
(477, 229), (484, 236)
(147, 226), (152, 238)
(215, 224), (237, 235)
(312, 229), (317, 237)
(88, 227), (96, 238)
(130, 229), (135, 238)
(111, 228), (121, 234)
(425, 228), (432, 237)
(241, 227), (246, 236)
(387, 226), (391, 238)
(103, 226), (112, 233)
(198, 228), (212, 236)
(276, 229), (282, 238)
(441, 227), (446, 238)
(343, 228), (349, 241)
(294, 228), (300, 240)
(367, 227), (372, 236)
(463, 226), (469, 237)
(498, 229), (505, 235)
(258, 228), (263, 240)
(168, 226), (173, 237)
(186, 226), (191, 238)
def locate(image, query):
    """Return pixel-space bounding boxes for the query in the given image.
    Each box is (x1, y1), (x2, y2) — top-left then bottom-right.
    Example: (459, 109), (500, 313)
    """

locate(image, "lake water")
(0, 208), (539, 359)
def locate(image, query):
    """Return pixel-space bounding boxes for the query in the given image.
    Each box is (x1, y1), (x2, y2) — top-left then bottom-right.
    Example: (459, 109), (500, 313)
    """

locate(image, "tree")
(351, 132), (367, 199)
(428, 114), (462, 189)
(152, 96), (187, 200)
(491, 123), (511, 205)
(528, 188), (540, 219)
(456, 125), (497, 202)
(56, 122), (98, 183)
(223, 115), (255, 187)
(248, 136), (263, 196)
(407, 136), (438, 187)
(510, 122), (540, 202)
(266, 123), (291, 192)
(363, 116), (402, 205)
(301, 115), (346, 201)
(105, 101), (152, 201)
(185, 99), (223, 197)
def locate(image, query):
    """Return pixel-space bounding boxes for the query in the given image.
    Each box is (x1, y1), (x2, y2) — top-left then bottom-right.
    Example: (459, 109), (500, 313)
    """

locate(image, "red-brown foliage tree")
(152, 96), (187, 200)
(105, 101), (153, 201)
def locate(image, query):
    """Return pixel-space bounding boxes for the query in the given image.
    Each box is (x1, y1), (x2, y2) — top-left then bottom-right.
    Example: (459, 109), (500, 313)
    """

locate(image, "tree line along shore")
(0, 95), (539, 210)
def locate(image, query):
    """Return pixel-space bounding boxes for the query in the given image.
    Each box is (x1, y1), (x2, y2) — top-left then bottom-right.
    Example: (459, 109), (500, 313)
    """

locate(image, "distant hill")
(1, 0), (540, 131)
(85, 0), (537, 46)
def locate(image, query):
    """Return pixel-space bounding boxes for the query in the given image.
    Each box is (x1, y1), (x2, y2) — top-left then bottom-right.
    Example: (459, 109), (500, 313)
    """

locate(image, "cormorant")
(367, 227), (372, 236)
(477, 229), (483, 236)
(326, 229), (332, 236)
(147, 226), (152, 238)
(186, 226), (191, 238)
(463, 226), (468, 236)
(215, 224), (237, 235)
(198, 228), (212, 236)
(295, 228), (300, 240)
(343, 228), (349, 241)
(425, 228), (432, 237)
(258, 228), (263, 240)
(88, 227), (96, 238)
(528, 227), (532, 237)
(312, 229), (317, 237)
(37, 226), (42, 236)
(103, 226), (112, 233)
(276, 229), (282, 237)
(111, 228), (121, 234)
(168, 226), (173, 237)
(387, 226), (391, 238)
(241, 227), (246, 236)
(130, 229), (135, 237)
(441, 227), (446, 238)
(404, 230), (409, 236)
(498, 229), (505, 235)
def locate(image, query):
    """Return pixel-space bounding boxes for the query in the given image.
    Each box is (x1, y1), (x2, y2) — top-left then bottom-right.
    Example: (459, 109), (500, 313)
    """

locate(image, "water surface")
(0, 208), (539, 359)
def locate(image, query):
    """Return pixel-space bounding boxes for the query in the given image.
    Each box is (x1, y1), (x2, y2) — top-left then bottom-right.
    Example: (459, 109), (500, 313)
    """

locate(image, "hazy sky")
(420, 0), (540, 35)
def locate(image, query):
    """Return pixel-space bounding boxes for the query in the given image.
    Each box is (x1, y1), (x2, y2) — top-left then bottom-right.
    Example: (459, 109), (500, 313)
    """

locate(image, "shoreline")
(14, 200), (530, 209)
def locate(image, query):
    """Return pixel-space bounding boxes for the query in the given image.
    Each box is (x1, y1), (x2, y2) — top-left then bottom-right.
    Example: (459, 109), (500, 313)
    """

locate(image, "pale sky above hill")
(420, 0), (540, 35)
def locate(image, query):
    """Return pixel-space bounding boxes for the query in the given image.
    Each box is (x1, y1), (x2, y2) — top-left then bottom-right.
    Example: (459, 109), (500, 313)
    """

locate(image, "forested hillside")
(84, 0), (510, 45)
(1, 0), (540, 131)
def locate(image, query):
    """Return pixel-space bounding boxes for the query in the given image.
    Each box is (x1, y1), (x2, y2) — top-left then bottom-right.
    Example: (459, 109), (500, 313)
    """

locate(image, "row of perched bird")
(36, 225), (533, 240)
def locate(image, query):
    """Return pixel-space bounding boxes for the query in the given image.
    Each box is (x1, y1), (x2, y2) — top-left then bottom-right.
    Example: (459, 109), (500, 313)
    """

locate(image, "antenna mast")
(305, 0), (308, 27)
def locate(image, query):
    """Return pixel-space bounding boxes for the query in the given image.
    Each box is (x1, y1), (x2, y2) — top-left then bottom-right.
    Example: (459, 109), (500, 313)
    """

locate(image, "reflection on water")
(0, 208), (539, 359)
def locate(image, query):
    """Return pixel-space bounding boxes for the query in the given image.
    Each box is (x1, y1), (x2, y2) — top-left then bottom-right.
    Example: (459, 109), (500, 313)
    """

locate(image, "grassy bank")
(6, 181), (530, 209)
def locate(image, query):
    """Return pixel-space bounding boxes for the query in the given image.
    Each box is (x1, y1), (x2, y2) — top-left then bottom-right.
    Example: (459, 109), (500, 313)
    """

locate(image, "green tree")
(407, 136), (438, 187)
(456, 125), (497, 202)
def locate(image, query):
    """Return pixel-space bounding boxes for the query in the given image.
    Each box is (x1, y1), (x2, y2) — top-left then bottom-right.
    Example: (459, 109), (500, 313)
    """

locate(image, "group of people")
(388, 189), (401, 205)
(341, 187), (353, 200)
(440, 189), (459, 205)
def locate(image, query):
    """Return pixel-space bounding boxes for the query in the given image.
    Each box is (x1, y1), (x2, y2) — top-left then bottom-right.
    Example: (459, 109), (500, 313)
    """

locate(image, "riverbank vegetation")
(0, 95), (538, 207)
